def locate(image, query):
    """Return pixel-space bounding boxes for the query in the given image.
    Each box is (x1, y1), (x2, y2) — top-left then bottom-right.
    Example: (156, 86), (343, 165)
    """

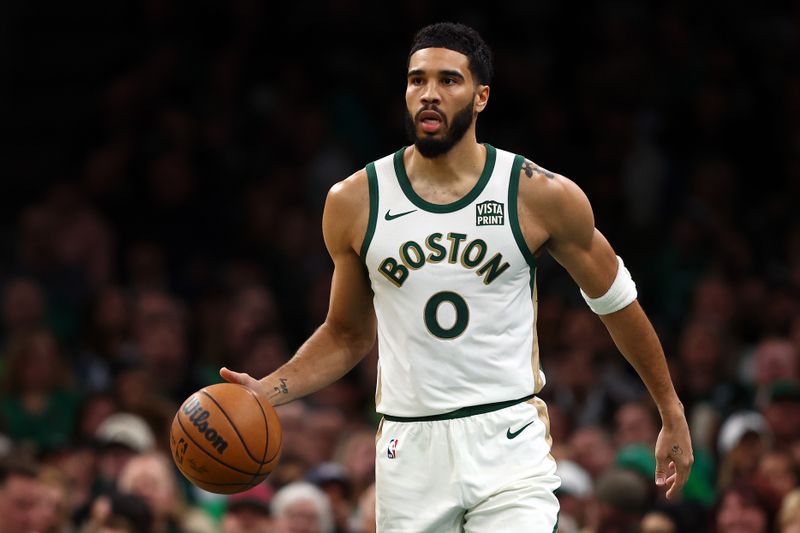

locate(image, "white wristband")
(580, 256), (637, 315)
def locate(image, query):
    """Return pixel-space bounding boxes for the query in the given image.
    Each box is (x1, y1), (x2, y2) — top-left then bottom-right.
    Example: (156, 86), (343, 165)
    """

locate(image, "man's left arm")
(520, 162), (693, 499)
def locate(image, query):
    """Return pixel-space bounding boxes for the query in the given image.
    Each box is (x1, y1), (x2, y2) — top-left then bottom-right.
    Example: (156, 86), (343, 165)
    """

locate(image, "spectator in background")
(0, 329), (81, 453)
(77, 286), (133, 393)
(778, 489), (800, 533)
(0, 460), (44, 533)
(640, 508), (679, 533)
(567, 426), (616, 480)
(79, 491), (153, 533)
(117, 451), (215, 533)
(716, 411), (771, 489)
(1, 277), (46, 344)
(755, 449), (799, 502)
(584, 468), (651, 533)
(222, 482), (275, 533)
(93, 413), (156, 494)
(751, 338), (799, 406)
(761, 381), (800, 450)
(306, 462), (352, 533)
(43, 441), (99, 525)
(713, 482), (775, 533)
(614, 400), (659, 449)
(271, 481), (333, 533)
(33, 466), (73, 533)
(554, 459), (593, 532)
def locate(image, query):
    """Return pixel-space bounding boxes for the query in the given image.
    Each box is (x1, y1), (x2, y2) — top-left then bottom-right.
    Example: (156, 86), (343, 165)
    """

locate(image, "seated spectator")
(0, 459), (44, 533)
(761, 380), (800, 449)
(222, 482), (274, 533)
(554, 459), (592, 531)
(778, 489), (800, 533)
(0, 329), (81, 453)
(117, 451), (215, 533)
(94, 412), (156, 493)
(306, 462), (352, 533)
(713, 482), (775, 533)
(271, 481), (333, 533)
(755, 449), (799, 501)
(716, 410), (771, 488)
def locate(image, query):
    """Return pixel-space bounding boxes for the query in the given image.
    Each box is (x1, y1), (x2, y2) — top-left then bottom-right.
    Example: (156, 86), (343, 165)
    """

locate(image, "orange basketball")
(170, 383), (282, 494)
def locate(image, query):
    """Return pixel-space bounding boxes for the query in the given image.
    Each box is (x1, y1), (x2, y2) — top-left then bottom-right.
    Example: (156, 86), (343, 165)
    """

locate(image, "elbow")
(325, 320), (376, 362)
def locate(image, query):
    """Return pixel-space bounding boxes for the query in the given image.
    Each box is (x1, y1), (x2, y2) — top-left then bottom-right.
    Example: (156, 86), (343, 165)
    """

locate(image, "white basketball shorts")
(375, 396), (561, 532)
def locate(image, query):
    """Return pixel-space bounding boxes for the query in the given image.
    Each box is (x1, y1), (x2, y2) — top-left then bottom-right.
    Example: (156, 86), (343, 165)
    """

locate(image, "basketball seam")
(200, 389), (268, 465)
(176, 412), (263, 476)
(247, 389), (281, 464)
(180, 467), (263, 488)
(243, 387), (271, 486)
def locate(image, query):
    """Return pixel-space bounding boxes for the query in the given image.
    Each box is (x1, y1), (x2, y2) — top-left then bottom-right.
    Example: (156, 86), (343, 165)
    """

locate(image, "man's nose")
(420, 82), (441, 105)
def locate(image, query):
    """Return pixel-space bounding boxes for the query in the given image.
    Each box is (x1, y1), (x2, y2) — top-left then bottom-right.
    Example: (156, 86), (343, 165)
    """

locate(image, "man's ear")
(475, 85), (490, 113)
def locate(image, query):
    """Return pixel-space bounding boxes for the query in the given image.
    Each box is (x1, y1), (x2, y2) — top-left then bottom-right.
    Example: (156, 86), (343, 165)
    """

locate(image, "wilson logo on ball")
(183, 397), (229, 454)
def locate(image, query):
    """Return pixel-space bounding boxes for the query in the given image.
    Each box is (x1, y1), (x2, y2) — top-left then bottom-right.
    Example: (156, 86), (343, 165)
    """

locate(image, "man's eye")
(443, 78), (456, 85)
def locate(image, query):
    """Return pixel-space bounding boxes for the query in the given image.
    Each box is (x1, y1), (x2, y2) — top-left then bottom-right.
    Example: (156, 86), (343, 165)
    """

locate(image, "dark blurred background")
(1, 1), (799, 532)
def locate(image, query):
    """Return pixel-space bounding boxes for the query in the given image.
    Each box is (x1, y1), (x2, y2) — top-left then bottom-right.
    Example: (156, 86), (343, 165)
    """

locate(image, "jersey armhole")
(508, 154), (537, 284)
(359, 162), (379, 263)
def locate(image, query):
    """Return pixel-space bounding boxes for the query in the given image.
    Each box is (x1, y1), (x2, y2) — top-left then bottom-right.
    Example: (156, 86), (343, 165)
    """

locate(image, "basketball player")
(221, 22), (693, 532)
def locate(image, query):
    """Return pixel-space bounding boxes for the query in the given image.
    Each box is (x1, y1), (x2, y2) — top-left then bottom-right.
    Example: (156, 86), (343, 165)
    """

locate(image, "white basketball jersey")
(362, 144), (546, 417)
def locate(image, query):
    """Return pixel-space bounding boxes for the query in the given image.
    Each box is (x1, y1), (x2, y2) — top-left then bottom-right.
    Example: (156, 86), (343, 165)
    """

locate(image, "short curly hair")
(408, 22), (494, 85)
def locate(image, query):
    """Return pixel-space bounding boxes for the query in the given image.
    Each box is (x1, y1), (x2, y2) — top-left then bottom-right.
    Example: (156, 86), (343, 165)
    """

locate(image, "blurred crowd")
(4, 1), (800, 532)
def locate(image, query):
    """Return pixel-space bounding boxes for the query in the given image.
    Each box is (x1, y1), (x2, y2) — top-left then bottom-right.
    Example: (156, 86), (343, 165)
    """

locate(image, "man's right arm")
(220, 170), (377, 406)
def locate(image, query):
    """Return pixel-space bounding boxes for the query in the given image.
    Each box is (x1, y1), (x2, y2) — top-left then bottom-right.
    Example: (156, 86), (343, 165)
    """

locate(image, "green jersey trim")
(392, 144), (497, 213)
(381, 393), (534, 422)
(360, 162), (379, 262)
(508, 154), (537, 284)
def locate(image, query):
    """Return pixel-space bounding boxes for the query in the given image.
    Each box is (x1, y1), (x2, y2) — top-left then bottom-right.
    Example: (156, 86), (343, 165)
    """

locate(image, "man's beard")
(404, 100), (474, 158)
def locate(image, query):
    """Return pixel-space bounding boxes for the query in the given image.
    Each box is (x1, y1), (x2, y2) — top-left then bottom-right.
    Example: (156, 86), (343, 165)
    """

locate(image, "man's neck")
(405, 134), (485, 184)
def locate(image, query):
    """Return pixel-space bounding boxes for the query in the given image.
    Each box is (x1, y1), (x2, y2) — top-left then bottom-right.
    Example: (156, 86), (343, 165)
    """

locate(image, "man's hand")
(219, 367), (270, 402)
(654, 414), (694, 499)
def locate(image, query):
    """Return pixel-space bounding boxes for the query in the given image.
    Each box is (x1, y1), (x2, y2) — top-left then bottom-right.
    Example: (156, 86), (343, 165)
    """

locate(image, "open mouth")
(418, 109), (443, 133)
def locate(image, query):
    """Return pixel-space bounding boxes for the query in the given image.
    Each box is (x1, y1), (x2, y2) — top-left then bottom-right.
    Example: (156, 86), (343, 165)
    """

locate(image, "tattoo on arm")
(522, 159), (556, 180)
(671, 445), (683, 456)
(522, 160), (535, 178)
(273, 378), (288, 394)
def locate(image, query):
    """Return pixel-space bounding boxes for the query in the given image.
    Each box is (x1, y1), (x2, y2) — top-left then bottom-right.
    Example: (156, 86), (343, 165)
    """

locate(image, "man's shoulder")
(326, 168), (370, 215)
(514, 156), (574, 208)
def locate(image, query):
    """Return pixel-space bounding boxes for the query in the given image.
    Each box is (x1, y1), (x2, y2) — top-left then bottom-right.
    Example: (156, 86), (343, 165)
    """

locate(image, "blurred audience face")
(31, 471), (70, 533)
(306, 409), (345, 464)
(225, 285), (278, 357)
(763, 396), (800, 446)
(640, 511), (677, 533)
(117, 453), (176, 521)
(275, 499), (325, 533)
(0, 472), (44, 533)
(568, 427), (615, 479)
(614, 402), (658, 448)
(716, 488), (768, 533)
(755, 339), (799, 387)
(756, 450), (798, 500)
(2, 278), (45, 333)
(5, 329), (66, 396)
(678, 321), (723, 395)
(222, 506), (274, 533)
(93, 286), (130, 340)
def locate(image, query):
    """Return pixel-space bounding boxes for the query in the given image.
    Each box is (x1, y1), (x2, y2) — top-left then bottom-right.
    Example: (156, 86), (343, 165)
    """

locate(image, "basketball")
(170, 382), (282, 494)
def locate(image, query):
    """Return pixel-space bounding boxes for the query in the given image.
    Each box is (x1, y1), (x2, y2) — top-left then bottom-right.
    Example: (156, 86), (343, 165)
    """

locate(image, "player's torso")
(362, 144), (545, 417)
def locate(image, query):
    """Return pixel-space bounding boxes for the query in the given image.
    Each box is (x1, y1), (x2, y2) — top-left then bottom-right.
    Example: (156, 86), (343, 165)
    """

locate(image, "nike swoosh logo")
(384, 209), (417, 221)
(506, 421), (535, 439)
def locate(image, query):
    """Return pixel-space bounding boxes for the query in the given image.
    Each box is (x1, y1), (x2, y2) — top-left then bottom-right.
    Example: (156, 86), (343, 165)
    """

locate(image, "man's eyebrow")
(407, 69), (465, 80)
